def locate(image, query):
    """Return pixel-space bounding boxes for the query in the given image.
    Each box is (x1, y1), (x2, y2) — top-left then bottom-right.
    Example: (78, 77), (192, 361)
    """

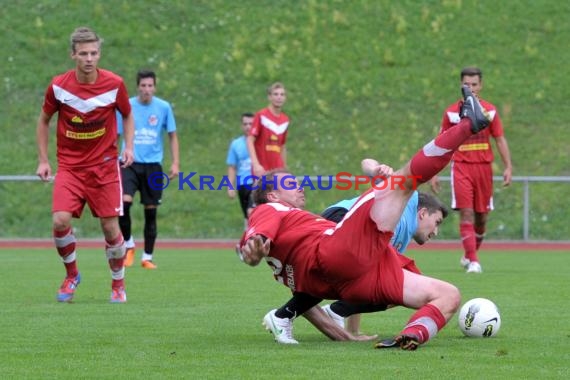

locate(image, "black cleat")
(374, 334), (420, 351)
(460, 85), (490, 133)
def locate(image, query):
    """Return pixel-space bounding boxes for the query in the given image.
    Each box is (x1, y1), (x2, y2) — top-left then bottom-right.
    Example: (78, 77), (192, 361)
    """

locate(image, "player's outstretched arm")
(237, 235), (270, 266)
(303, 306), (378, 342)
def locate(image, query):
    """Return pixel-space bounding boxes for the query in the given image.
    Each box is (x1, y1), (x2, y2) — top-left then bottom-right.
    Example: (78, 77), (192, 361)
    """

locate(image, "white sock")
(142, 252), (153, 261)
(125, 236), (135, 249)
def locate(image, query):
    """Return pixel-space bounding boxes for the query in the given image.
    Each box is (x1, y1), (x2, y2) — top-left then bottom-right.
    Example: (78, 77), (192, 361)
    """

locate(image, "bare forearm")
(36, 113), (50, 163)
(496, 136), (512, 169)
(246, 136), (260, 166)
(169, 132), (180, 165)
(303, 307), (352, 341)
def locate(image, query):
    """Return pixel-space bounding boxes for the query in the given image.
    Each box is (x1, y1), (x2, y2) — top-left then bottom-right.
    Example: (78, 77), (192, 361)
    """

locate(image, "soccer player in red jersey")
(36, 27), (135, 303)
(431, 67), (512, 274)
(238, 85), (491, 350)
(247, 82), (289, 177)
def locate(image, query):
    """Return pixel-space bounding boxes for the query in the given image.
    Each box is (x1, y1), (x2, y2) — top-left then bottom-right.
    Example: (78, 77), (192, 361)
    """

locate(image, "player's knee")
(444, 283), (461, 313)
(52, 213), (72, 231)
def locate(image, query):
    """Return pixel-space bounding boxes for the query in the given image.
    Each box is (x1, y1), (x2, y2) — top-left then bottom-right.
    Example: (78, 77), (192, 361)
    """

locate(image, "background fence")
(1, 175), (569, 241)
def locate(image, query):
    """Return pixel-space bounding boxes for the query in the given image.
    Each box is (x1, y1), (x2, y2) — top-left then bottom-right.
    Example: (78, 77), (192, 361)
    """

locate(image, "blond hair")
(266, 82), (285, 95)
(70, 27), (102, 53)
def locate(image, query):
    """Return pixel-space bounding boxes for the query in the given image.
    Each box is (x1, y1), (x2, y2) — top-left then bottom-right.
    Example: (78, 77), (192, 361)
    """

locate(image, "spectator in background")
(431, 67), (512, 274)
(226, 112), (255, 229)
(247, 82), (289, 177)
(118, 70), (179, 270)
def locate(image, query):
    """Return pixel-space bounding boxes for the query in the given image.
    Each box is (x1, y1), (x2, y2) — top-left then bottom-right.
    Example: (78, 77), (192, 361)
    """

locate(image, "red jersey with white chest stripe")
(440, 98), (503, 163)
(250, 107), (289, 171)
(42, 68), (132, 169)
(241, 202), (338, 298)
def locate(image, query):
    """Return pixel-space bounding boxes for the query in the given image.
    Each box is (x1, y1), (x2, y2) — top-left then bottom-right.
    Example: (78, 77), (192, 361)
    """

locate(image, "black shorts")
(121, 163), (163, 206)
(320, 207), (348, 223)
(237, 185), (252, 218)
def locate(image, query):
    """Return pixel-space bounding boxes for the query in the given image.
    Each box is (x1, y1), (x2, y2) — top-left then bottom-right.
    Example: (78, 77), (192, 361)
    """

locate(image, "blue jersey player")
(117, 70), (179, 270)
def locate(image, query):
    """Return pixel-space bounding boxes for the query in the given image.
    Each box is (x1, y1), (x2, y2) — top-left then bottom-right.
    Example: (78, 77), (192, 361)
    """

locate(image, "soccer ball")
(458, 298), (501, 338)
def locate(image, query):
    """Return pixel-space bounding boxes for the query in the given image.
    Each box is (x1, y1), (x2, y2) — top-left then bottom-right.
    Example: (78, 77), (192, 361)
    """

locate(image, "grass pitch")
(1, 247), (568, 379)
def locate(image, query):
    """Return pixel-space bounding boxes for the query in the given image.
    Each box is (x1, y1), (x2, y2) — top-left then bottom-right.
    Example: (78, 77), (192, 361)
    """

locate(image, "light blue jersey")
(117, 96), (176, 163)
(324, 191), (419, 253)
(226, 135), (253, 186)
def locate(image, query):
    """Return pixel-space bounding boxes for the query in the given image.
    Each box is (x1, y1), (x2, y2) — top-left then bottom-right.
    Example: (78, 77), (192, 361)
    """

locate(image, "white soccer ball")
(458, 298), (501, 338)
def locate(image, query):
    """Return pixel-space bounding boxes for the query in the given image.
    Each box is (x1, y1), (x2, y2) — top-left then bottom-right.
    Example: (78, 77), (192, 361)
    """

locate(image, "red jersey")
(241, 202), (338, 298)
(440, 98), (503, 163)
(42, 68), (132, 169)
(250, 108), (289, 170)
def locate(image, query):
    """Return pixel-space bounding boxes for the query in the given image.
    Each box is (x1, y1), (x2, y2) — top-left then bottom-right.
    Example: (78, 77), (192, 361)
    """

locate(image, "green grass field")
(2, 0), (570, 239)
(1, 247), (568, 379)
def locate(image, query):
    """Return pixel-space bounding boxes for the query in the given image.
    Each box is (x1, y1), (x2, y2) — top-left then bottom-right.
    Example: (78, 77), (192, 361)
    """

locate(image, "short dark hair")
(252, 168), (290, 205)
(242, 112), (254, 118)
(460, 66), (482, 80)
(136, 69), (156, 85)
(417, 191), (448, 219)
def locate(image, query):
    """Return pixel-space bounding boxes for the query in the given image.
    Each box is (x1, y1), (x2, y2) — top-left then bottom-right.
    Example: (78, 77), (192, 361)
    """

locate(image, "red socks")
(460, 222), (478, 262)
(410, 119), (472, 184)
(475, 225), (486, 251)
(401, 304), (446, 344)
(54, 227), (78, 277)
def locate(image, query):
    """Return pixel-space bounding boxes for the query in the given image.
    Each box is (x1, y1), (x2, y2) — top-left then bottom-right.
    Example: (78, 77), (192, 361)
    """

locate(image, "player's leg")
(141, 206), (158, 269)
(87, 161), (127, 303)
(451, 162), (478, 269)
(474, 212), (488, 250)
(471, 163), (493, 271)
(52, 170), (85, 302)
(237, 185), (251, 230)
(376, 270), (460, 350)
(371, 86), (490, 232)
(119, 166), (138, 267)
(263, 292), (322, 344)
(100, 216), (127, 303)
(140, 164), (163, 269)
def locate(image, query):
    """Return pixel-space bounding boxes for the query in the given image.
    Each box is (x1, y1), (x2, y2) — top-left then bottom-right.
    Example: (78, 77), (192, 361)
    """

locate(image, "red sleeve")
(250, 112), (262, 137)
(115, 80), (132, 117)
(42, 82), (58, 116)
(489, 110), (504, 138)
(244, 205), (283, 243)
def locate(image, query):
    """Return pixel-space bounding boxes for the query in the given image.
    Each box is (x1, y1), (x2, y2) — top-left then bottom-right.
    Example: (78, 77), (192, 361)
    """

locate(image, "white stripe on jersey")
(260, 115), (289, 135)
(53, 85), (119, 113)
(324, 191), (375, 235)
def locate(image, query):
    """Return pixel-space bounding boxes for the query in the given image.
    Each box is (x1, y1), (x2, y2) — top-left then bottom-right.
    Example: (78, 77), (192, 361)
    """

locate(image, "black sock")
(330, 300), (388, 317)
(275, 292), (322, 319)
(144, 208), (157, 255)
(119, 202), (132, 241)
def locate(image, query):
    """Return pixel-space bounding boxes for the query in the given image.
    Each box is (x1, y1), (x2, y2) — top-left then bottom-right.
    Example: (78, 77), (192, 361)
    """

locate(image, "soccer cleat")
(124, 247), (135, 267)
(460, 256), (471, 269)
(374, 334), (420, 351)
(141, 260), (157, 269)
(110, 287), (127, 303)
(460, 85), (490, 133)
(57, 273), (81, 302)
(322, 304), (345, 329)
(466, 261), (483, 273)
(262, 309), (298, 344)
